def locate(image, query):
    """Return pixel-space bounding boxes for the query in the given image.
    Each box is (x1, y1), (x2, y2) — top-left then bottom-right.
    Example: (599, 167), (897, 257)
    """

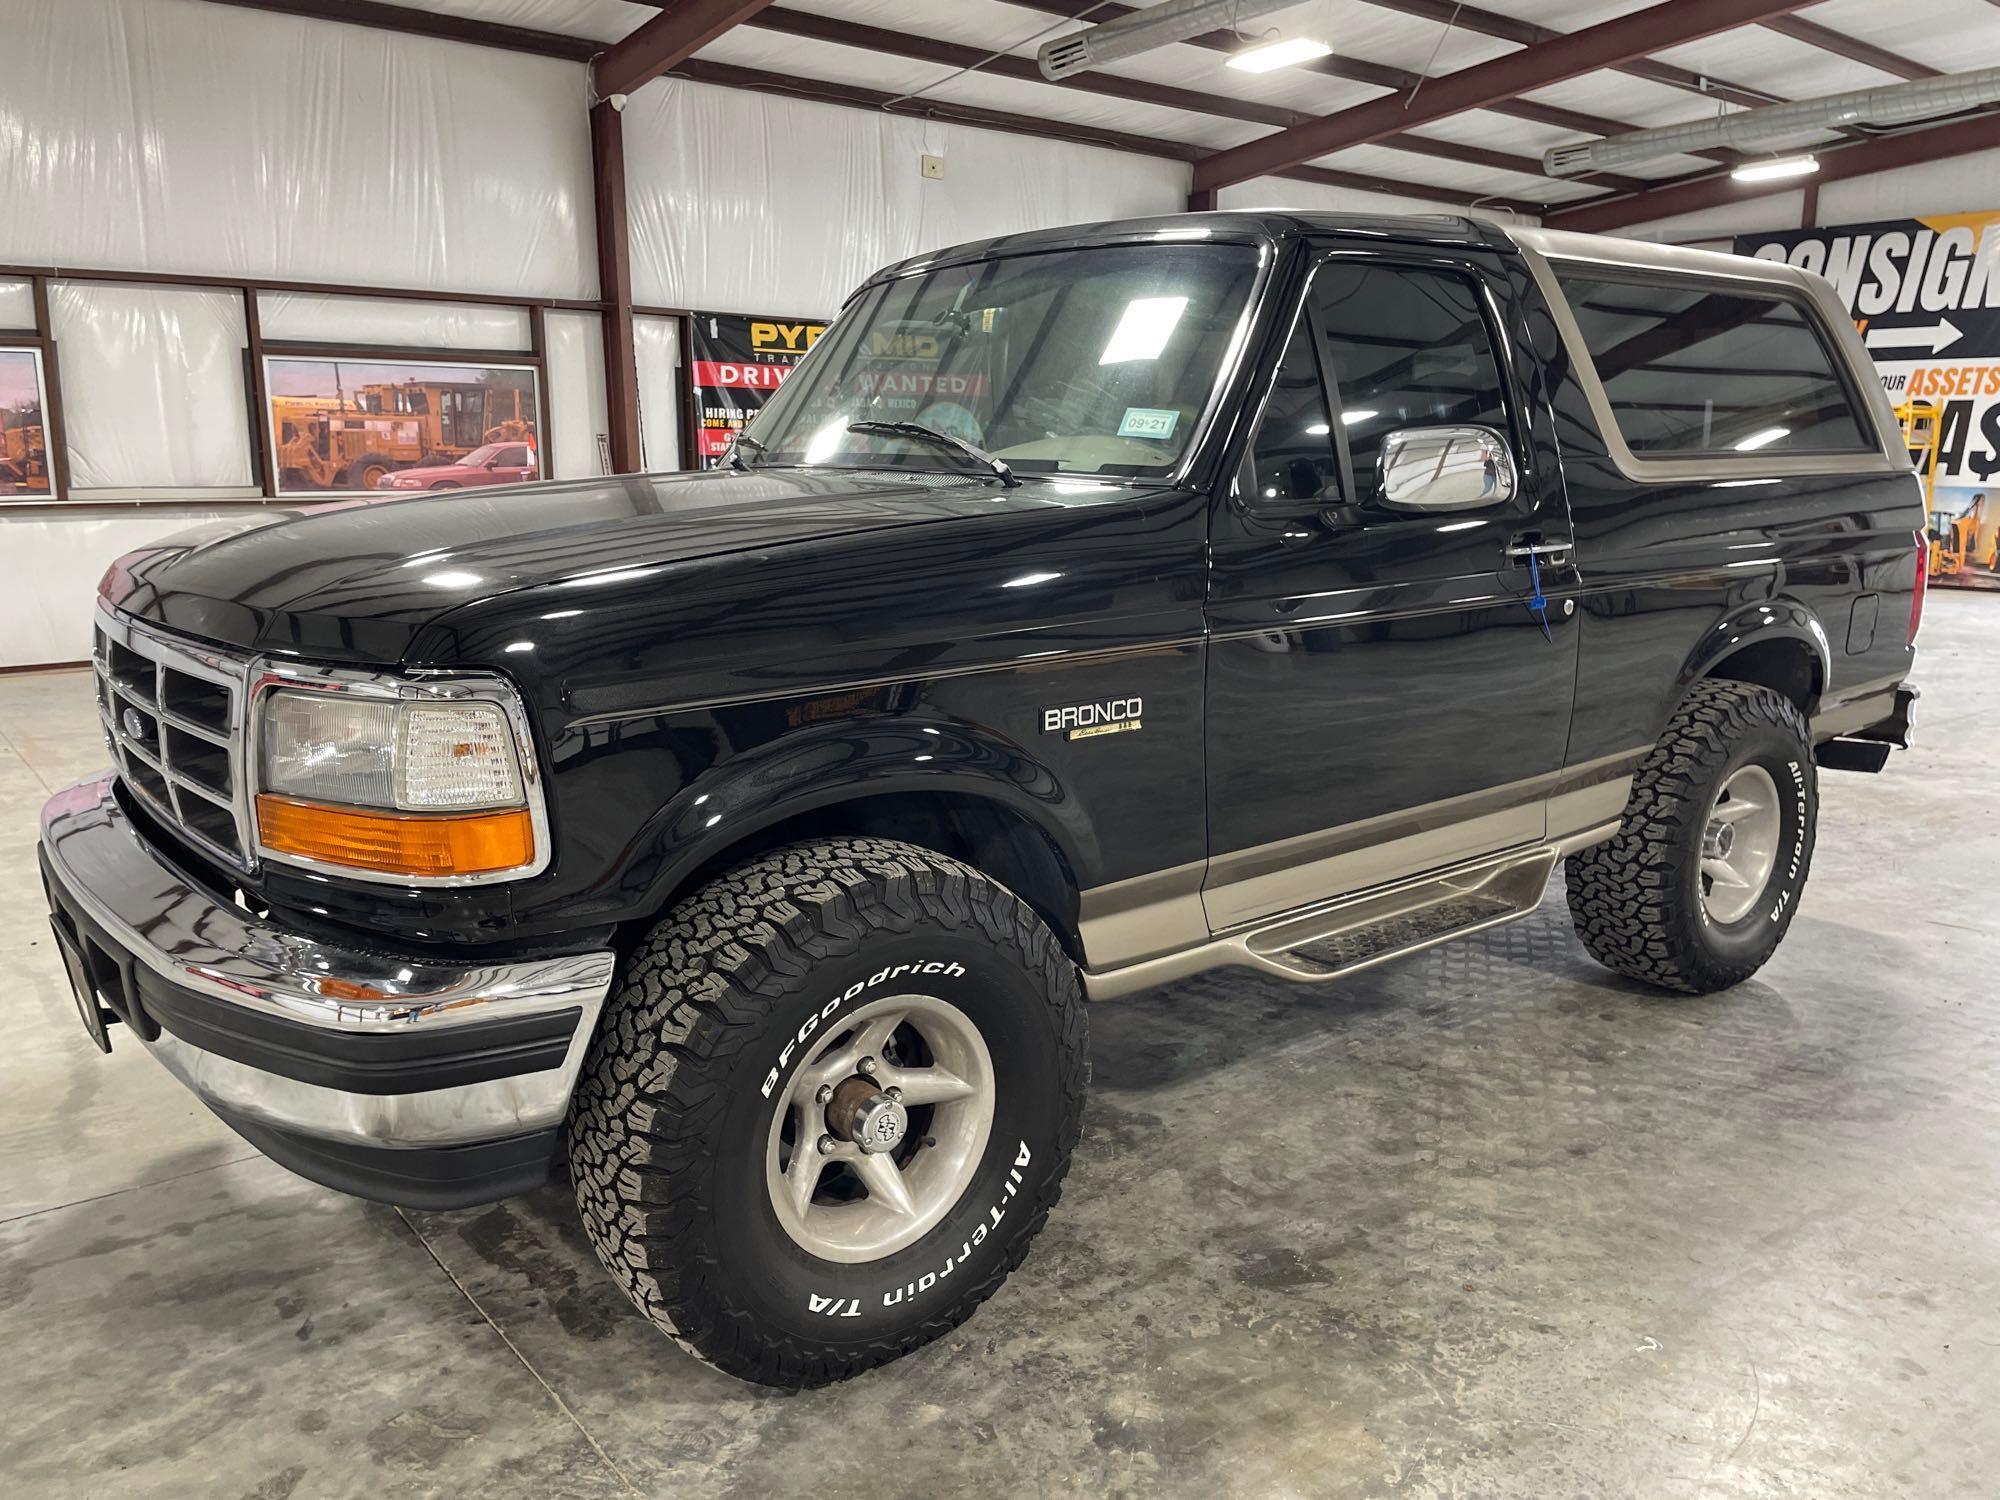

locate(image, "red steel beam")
(1759, 16), (1939, 80)
(668, 59), (1547, 214)
(1192, 0), (1812, 193)
(1542, 113), (2000, 233)
(1353, 0), (1785, 109)
(999, 0), (1695, 155)
(196, 0), (597, 59)
(590, 102), (642, 473)
(749, 6), (1632, 189)
(593, 0), (778, 99)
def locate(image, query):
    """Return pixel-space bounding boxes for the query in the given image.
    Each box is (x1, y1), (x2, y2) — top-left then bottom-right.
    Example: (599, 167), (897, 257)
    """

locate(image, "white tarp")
(635, 315), (682, 474)
(0, 282), (34, 332)
(0, 0), (596, 300)
(545, 311), (610, 481)
(624, 77), (1190, 315)
(257, 295), (533, 351)
(50, 283), (256, 492)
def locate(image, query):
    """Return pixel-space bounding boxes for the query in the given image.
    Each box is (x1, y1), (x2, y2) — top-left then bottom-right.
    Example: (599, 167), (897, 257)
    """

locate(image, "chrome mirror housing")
(1378, 425), (1517, 512)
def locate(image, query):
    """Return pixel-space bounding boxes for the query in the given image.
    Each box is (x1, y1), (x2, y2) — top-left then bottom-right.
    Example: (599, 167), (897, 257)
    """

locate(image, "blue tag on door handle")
(1526, 549), (1552, 641)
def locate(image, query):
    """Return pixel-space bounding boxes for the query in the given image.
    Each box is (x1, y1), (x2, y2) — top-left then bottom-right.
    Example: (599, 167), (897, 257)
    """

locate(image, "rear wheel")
(567, 837), (1087, 1387)
(1565, 679), (1816, 994)
(344, 454), (392, 491)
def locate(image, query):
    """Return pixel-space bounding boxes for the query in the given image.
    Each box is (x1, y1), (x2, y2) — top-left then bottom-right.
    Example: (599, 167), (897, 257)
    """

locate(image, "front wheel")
(1565, 679), (1816, 994)
(567, 837), (1087, 1387)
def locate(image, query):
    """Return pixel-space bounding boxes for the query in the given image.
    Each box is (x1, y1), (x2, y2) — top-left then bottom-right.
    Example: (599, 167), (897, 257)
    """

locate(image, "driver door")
(1202, 246), (1580, 930)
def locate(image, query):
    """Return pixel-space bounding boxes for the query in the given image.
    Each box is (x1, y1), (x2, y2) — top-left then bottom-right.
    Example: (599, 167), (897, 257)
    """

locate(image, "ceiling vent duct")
(1545, 66), (2000, 177)
(1038, 0), (1304, 80)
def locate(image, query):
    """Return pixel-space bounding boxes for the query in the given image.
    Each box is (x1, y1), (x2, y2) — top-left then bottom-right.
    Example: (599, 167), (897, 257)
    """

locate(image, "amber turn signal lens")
(255, 795), (534, 877)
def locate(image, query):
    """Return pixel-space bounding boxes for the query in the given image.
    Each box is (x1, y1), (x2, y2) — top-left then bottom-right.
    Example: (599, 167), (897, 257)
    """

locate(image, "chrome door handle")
(1505, 540), (1572, 566)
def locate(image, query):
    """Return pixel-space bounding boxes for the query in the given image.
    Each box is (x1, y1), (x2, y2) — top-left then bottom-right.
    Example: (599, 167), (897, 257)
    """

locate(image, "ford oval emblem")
(121, 706), (146, 740)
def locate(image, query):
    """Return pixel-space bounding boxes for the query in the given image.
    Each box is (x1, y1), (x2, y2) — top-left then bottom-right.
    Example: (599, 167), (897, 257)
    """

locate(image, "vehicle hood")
(102, 467), (1131, 663)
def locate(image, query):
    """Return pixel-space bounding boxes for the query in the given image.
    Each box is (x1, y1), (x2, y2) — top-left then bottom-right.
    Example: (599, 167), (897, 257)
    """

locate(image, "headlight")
(254, 685), (541, 882)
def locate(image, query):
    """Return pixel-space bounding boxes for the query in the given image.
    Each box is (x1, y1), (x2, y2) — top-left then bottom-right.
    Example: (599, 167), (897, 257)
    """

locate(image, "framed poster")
(687, 313), (826, 468)
(0, 347), (53, 498)
(263, 355), (543, 495)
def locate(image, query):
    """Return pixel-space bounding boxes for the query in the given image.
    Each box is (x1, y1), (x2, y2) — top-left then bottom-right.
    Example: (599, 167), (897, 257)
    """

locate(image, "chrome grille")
(94, 607), (256, 872)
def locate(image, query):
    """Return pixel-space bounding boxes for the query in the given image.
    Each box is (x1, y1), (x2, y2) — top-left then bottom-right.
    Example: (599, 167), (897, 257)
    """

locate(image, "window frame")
(1242, 247), (1526, 516)
(1553, 265), (1875, 463)
(1519, 242), (1904, 484)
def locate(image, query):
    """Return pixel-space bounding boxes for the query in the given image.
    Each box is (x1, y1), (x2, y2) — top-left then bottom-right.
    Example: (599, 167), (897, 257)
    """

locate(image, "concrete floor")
(4, 596), (1998, 1500)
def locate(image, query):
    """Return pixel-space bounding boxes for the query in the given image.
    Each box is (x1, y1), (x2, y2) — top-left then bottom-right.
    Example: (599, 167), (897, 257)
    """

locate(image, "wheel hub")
(1699, 764), (1782, 925)
(826, 1075), (908, 1154)
(764, 992), (996, 1264)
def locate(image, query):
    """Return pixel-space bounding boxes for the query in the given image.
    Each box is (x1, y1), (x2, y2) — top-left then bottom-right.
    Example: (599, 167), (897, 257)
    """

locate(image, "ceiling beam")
(997, 0), (1713, 161)
(194, 0), (597, 60)
(593, 0), (778, 100)
(1191, 0), (1811, 193)
(668, 59), (1543, 215)
(1758, 16), (1939, 80)
(1542, 112), (2000, 232)
(749, 7), (1634, 190)
(193, 0), (1555, 213)
(1353, 0), (1785, 109)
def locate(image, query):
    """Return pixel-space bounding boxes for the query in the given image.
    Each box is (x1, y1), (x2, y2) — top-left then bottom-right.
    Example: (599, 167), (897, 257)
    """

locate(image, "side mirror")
(1379, 425), (1516, 513)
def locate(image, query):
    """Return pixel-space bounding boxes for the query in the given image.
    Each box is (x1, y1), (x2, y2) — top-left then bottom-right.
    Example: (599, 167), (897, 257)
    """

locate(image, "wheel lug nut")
(815, 1084), (833, 1104)
(857, 1056), (877, 1075)
(817, 1135), (838, 1156)
(887, 1087), (902, 1102)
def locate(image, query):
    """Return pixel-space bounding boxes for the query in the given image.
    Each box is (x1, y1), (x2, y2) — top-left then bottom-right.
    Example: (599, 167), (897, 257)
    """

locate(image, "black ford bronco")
(41, 213), (1923, 1387)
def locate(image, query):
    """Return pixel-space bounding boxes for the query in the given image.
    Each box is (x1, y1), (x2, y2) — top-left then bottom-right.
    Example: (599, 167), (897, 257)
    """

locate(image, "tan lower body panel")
(1075, 747), (1646, 992)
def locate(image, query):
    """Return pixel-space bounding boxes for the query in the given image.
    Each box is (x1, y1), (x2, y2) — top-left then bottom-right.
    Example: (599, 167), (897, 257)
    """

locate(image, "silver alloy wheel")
(1699, 764), (1782, 925)
(765, 993), (995, 1264)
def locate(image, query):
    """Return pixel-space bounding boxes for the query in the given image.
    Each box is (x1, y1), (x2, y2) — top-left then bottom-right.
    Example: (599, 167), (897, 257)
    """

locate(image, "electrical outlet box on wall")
(920, 154), (946, 180)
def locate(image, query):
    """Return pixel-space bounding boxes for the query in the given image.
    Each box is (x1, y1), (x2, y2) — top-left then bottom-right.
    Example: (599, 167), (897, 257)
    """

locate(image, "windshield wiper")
(846, 421), (1020, 488)
(725, 432), (767, 471)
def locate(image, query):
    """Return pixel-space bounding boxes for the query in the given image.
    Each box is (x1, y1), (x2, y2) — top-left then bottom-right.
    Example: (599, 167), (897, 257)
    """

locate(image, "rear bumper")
(39, 772), (615, 1207)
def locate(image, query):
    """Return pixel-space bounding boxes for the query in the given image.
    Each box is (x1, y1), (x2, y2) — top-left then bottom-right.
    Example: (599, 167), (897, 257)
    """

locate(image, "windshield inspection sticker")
(1117, 407), (1179, 440)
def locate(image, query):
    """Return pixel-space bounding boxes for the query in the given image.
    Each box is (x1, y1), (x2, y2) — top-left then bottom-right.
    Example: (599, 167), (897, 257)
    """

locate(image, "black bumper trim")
(41, 845), (583, 1096)
(211, 1105), (558, 1210)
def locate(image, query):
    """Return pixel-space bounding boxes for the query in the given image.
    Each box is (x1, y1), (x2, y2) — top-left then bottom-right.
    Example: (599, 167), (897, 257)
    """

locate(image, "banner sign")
(686, 313), (826, 467)
(1735, 213), (2000, 484)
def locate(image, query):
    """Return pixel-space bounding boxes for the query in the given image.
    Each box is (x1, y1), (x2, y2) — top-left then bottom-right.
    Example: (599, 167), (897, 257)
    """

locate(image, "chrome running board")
(1082, 841), (1568, 1000)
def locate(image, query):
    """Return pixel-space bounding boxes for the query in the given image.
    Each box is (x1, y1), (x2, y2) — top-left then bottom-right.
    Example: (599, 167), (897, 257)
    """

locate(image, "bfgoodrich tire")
(567, 836), (1087, 1388)
(1565, 679), (1817, 995)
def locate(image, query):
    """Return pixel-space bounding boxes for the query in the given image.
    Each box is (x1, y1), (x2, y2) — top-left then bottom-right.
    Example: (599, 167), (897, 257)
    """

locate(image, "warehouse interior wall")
(5, 0), (1975, 669)
(621, 78), (1191, 317)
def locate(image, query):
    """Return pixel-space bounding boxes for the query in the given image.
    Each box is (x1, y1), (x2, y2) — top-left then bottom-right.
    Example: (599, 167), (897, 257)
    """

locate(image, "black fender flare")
(1671, 595), (1831, 723)
(631, 713), (1095, 923)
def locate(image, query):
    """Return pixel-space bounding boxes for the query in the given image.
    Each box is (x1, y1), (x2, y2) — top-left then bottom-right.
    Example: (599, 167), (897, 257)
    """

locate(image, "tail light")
(1908, 527), (1927, 645)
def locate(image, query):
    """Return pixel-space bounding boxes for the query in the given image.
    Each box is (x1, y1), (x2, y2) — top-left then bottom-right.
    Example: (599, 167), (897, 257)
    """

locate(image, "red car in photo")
(375, 442), (538, 491)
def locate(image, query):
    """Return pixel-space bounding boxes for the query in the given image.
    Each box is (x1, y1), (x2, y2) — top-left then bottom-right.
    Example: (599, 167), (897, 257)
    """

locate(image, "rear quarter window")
(1556, 272), (1872, 458)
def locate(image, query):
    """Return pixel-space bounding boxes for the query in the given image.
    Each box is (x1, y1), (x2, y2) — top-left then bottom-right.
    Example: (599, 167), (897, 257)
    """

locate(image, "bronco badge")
(1042, 697), (1142, 740)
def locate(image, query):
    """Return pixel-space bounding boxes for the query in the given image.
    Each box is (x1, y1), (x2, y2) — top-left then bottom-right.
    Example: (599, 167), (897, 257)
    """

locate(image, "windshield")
(739, 242), (1261, 479)
(458, 443), (506, 466)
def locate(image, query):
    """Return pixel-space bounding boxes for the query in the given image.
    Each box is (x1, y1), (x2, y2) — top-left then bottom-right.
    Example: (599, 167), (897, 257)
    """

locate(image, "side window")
(1312, 262), (1510, 504)
(1556, 273), (1871, 456)
(1250, 313), (1340, 504)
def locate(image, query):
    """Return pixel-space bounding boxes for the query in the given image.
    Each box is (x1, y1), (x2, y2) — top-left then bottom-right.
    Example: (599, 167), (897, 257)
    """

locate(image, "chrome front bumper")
(39, 772), (615, 1170)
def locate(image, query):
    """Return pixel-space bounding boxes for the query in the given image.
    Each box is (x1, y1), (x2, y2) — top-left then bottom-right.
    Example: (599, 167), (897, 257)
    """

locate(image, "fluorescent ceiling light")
(1731, 155), (1819, 183)
(1099, 295), (1189, 364)
(1342, 409), (1378, 424)
(1734, 426), (1791, 451)
(1305, 422), (1331, 436)
(1227, 36), (1333, 73)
